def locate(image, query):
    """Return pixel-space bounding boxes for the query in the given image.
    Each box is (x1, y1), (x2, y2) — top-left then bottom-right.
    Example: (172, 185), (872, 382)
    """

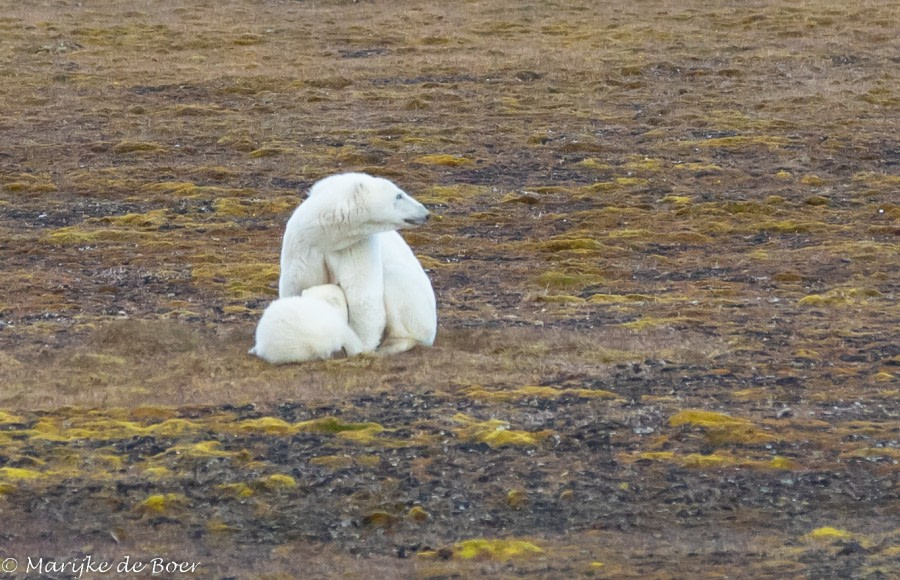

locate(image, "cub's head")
(307, 172), (429, 231)
(301, 284), (349, 315)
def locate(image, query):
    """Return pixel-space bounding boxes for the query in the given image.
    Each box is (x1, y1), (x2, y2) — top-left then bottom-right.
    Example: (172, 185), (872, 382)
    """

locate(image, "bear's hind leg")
(375, 337), (420, 356)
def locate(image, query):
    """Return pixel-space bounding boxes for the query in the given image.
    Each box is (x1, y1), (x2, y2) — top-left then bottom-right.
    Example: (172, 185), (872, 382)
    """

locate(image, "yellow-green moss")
(535, 270), (605, 290)
(141, 466), (171, 479)
(805, 527), (855, 541)
(768, 456), (795, 470)
(506, 490), (527, 508)
(249, 146), (292, 158)
(454, 538), (543, 560)
(842, 447), (900, 460)
(798, 294), (842, 307)
(170, 441), (237, 458)
(589, 293), (655, 304)
(632, 451), (677, 462)
(294, 417), (383, 434)
(0, 410), (25, 424)
(660, 195), (692, 205)
(310, 455), (355, 469)
(407, 505), (430, 522)
(140, 493), (185, 514)
(112, 141), (168, 154)
(500, 192), (541, 205)
(614, 177), (648, 187)
(0, 467), (44, 480)
(624, 451), (791, 471)
(206, 519), (240, 534)
(624, 156), (663, 171)
(539, 237), (603, 252)
(413, 154), (473, 166)
(362, 511), (399, 527)
(534, 294), (585, 304)
(419, 184), (489, 203)
(415, 255), (444, 270)
(140, 181), (256, 199)
(793, 349), (819, 359)
(804, 195), (829, 206)
(213, 196), (297, 217)
(216, 482), (255, 498)
(191, 263), (280, 299)
(682, 453), (735, 468)
(3, 181), (57, 193)
(44, 226), (147, 245)
(800, 175), (827, 187)
(757, 220), (823, 234)
(464, 385), (619, 402)
(798, 288), (879, 307)
(685, 135), (789, 149)
(69, 353), (128, 367)
(670, 409), (774, 445)
(670, 409), (751, 429)
(238, 417), (295, 435)
(675, 162), (722, 172)
(578, 158), (613, 171)
(852, 172), (900, 188)
(234, 33), (264, 46)
(217, 134), (258, 151)
(335, 425), (387, 445)
(258, 474), (297, 489)
(452, 413), (553, 447)
(148, 419), (202, 437)
(621, 316), (694, 330)
(606, 228), (653, 239)
(354, 455), (382, 468)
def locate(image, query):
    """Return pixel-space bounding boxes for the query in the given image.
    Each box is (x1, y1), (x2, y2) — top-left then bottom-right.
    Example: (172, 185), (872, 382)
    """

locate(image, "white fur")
(377, 231), (437, 355)
(279, 173), (431, 353)
(249, 284), (363, 364)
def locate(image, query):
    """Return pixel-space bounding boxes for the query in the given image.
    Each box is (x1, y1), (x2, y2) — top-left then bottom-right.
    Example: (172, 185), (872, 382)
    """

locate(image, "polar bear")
(279, 172), (436, 354)
(249, 284), (362, 364)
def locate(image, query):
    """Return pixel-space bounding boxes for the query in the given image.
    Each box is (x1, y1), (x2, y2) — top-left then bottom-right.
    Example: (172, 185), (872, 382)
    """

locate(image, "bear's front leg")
(326, 237), (385, 353)
(279, 247), (328, 298)
(342, 327), (365, 357)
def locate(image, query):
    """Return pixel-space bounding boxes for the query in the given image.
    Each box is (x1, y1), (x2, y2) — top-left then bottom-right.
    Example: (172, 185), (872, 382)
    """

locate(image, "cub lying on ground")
(249, 284), (362, 364)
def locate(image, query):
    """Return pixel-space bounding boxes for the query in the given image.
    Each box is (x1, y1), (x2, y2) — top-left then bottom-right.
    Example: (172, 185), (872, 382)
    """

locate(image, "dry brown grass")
(2, 320), (698, 409)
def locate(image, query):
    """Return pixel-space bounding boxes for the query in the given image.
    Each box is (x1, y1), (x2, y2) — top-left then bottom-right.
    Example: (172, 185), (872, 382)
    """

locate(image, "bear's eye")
(396, 193), (402, 200)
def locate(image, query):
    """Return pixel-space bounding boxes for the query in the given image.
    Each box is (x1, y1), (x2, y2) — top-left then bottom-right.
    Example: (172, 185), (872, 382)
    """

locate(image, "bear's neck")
(289, 196), (397, 251)
(295, 216), (388, 251)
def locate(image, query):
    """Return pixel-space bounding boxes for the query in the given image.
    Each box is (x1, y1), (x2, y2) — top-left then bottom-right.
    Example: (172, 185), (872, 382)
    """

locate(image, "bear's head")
(301, 284), (349, 317)
(307, 172), (429, 232)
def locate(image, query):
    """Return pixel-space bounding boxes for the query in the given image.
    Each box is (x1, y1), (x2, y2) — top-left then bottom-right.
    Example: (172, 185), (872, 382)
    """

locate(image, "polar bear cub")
(278, 172), (432, 353)
(249, 284), (363, 364)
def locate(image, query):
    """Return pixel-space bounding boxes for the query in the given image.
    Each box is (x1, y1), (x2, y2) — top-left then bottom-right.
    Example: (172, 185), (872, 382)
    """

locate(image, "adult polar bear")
(278, 172), (437, 355)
